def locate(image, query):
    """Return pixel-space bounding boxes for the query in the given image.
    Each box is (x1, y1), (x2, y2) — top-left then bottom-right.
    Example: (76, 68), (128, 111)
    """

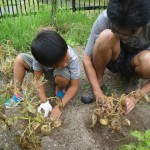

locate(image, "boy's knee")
(15, 54), (23, 60)
(14, 54), (24, 64)
(55, 75), (70, 88)
(14, 54), (30, 69)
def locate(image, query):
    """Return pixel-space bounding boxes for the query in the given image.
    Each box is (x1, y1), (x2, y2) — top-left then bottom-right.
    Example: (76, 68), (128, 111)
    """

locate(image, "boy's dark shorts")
(107, 46), (144, 77)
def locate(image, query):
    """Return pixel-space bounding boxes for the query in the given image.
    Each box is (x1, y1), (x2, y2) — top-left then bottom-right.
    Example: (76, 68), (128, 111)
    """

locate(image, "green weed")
(119, 130), (150, 150)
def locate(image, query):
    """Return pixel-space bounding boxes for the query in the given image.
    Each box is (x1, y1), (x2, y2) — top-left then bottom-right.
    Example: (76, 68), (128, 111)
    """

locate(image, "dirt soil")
(0, 45), (150, 150)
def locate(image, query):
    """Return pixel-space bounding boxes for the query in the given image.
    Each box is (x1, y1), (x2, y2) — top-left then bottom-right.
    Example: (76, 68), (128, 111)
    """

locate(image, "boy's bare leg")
(5, 54), (30, 108)
(55, 75), (70, 91)
(13, 54), (30, 90)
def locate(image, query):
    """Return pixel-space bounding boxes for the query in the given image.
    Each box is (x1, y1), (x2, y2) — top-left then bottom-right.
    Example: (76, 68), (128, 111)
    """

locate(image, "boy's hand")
(50, 105), (62, 119)
(37, 101), (52, 117)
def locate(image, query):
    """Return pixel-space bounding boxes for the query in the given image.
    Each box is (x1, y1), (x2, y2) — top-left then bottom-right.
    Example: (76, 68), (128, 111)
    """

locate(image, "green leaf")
(136, 146), (150, 150)
(145, 130), (150, 138)
(131, 131), (144, 141)
(145, 130), (150, 146)
(0, 93), (7, 105)
(119, 143), (136, 150)
(136, 147), (144, 150)
(145, 139), (150, 146)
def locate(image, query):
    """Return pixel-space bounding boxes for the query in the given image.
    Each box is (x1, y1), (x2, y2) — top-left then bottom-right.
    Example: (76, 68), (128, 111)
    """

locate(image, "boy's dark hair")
(107, 0), (150, 33)
(31, 30), (68, 67)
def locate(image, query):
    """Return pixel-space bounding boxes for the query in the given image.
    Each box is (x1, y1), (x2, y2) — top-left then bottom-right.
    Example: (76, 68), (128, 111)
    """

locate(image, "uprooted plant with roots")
(91, 91), (150, 130)
(0, 44), (63, 149)
(0, 44), (16, 100)
(14, 77), (63, 149)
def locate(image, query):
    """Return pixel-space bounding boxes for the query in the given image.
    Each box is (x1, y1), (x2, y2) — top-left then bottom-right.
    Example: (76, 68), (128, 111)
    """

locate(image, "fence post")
(72, 0), (76, 12)
(50, 0), (57, 28)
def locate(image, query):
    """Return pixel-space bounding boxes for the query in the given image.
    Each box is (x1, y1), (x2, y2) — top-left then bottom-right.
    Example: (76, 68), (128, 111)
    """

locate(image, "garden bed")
(0, 45), (150, 150)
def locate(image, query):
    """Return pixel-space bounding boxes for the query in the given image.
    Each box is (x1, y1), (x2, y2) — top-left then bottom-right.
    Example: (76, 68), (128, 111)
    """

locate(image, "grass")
(0, 94), (8, 105)
(0, 6), (102, 51)
(0, 5), (51, 51)
(56, 9), (100, 46)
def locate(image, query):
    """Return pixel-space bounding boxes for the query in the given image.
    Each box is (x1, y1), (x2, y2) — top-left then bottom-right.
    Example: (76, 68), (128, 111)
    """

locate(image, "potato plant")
(14, 78), (62, 149)
(0, 43), (16, 102)
(91, 91), (149, 130)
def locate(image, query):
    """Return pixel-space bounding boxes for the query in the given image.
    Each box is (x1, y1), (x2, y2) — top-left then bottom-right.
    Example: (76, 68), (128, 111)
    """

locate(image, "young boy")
(5, 30), (80, 119)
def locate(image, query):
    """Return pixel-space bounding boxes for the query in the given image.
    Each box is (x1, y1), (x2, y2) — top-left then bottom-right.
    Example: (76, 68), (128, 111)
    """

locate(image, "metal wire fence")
(0, 0), (108, 17)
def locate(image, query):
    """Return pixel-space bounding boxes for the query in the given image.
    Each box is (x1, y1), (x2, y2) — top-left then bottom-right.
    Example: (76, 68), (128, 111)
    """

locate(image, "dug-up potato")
(110, 119), (121, 130)
(41, 125), (52, 136)
(99, 118), (109, 126)
(122, 118), (131, 127)
(91, 113), (98, 127)
(52, 119), (62, 128)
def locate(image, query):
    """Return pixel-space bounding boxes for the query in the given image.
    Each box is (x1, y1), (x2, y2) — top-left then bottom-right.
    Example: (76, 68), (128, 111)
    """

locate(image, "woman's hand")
(124, 96), (139, 114)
